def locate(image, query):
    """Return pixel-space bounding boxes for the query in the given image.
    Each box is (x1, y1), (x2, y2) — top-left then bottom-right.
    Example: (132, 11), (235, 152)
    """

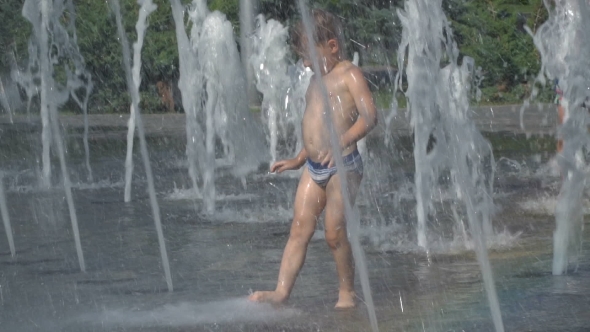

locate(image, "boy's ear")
(327, 39), (339, 54)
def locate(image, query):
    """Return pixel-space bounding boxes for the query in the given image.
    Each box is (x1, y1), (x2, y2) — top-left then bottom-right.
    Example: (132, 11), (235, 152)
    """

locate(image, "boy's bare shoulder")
(335, 60), (357, 74)
(335, 61), (366, 83)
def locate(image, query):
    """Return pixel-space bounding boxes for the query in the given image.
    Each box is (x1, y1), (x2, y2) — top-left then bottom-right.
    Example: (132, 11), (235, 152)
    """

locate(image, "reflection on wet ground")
(0, 115), (588, 332)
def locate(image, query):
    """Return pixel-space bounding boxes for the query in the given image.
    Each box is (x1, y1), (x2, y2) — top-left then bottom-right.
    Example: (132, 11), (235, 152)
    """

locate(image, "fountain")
(14, 0), (94, 188)
(250, 15), (290, 165)
(62, 0), (94, 183)
(11, 0), (92, 272)
(240, 0), (259, 106)
(170, 0), (205, 203)
(0, 78), (14, 123)
(110, 0), (173, 292)
(394, 0), (503, 330)
(10, 42), (36, 120)
(250, 15), (302, 164)
(118, 0), (153, 204)
(1, 0), (590, 331)
(1, 59), (26, 122)
(170, 0), (268, 215)
(524, 0), (590, 275)
(0, 172), (15, 257)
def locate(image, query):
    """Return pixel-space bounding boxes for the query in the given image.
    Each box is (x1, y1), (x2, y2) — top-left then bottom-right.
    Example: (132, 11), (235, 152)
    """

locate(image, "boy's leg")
(249, 168), (326, 304)
(324, 171), (362, 308)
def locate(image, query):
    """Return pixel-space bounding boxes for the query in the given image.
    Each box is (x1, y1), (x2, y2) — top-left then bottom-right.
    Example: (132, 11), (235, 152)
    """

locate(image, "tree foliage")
(0, 0), (550, 113)
(444, 0), (549, 102)
(258, 0), (402, 64)
(0, 0), (30, 72)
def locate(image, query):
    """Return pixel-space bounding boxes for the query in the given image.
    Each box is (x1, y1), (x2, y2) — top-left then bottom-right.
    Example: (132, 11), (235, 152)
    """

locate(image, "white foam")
(450, 228), (522, 252)
(77, 297), (300, 327)
(364, 223), (521, 254)
(534, 157), (562, 178)
(165, 187), (258, 201)
(519, 195), (558, 215)
(519, 194), (590, 216)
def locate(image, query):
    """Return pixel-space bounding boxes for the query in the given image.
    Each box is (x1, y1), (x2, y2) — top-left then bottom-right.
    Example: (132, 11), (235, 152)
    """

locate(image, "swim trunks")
(306, 150), (363, 187)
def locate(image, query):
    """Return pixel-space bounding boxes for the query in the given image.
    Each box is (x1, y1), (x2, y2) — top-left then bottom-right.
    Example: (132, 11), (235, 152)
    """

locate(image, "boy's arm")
(340, 66), (378, 149)
(270, 147), (308, 173)
(294, 147), (308, 167)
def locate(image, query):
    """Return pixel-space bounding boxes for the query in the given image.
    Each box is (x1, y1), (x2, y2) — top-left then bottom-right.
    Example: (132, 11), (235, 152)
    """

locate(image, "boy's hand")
(320, 149), (335, 168)
(320, 137), (346, 167)
(270, 158), (304, 173)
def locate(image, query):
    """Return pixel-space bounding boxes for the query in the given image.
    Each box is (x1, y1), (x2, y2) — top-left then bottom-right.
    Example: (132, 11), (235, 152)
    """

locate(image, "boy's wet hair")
(290, 8), (345, 59)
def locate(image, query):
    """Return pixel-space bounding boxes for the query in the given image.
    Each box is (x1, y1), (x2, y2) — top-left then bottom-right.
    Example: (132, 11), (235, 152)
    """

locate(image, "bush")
(444, 0), (548, 103)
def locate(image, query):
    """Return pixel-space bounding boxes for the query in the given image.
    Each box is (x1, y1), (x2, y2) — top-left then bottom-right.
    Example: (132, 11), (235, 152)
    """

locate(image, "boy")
(249, 9), (377, 309)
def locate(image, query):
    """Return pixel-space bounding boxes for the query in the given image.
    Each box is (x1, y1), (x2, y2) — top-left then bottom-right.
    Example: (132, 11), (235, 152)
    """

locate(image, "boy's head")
(291, 9), (345, 70)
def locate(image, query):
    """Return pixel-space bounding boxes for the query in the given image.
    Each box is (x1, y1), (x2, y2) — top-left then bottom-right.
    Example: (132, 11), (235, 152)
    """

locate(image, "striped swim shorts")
(306, 150), (363, 187)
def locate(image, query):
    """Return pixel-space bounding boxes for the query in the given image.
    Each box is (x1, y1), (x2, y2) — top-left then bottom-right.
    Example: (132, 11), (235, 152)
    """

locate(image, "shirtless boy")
(249, 9), (377, 309)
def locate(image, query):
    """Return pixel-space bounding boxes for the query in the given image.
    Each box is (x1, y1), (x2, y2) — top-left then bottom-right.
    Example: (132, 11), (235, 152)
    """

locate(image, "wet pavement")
(0, 104), (589, 332)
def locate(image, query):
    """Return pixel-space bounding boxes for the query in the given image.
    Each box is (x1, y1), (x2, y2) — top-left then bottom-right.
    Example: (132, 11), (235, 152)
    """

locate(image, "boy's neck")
(324, 58), (342, 75)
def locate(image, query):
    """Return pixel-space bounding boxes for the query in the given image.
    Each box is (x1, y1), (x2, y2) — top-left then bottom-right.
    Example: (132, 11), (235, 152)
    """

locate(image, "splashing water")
(395, 0), (503, 330)
(119, 0), (154, 203)
(198, 9), (268, 187)
(16, 0), (94, 188)
(15, 0), (88, 272)
(0, 172), (15, 257)
(62, 0), (94, 183)
(9, 42), (36, 120)
(250, 15), (290, 164)
(0, 79), (13, 123)
(1, 64), (25, 122)
(111, 0), (173, 291)
(170, 0), (206, 201)
(351, 52), (368, 159)
(525, 0), (590, 275)
(171, 0), (267, 214)
(79, 298), (301, 328)
(37, 0), (53, 189)
(240, 0), (258, 106)
(284, 62), (312, 157)
(250, 15), (312, 164)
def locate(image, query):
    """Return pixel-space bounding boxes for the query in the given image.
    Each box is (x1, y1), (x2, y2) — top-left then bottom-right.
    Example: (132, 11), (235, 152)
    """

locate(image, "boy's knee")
(289, 224), (315, 244)
(324, 229), (347, 250)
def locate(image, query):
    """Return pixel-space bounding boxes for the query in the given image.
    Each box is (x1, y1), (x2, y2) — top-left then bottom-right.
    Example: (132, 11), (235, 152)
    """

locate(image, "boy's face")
(296, 38), (339, 75)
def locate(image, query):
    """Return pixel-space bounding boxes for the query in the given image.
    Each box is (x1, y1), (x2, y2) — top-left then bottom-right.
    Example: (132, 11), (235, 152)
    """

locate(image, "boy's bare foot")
(335, 290), (356, 309)
(248, 291), (288, 304)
